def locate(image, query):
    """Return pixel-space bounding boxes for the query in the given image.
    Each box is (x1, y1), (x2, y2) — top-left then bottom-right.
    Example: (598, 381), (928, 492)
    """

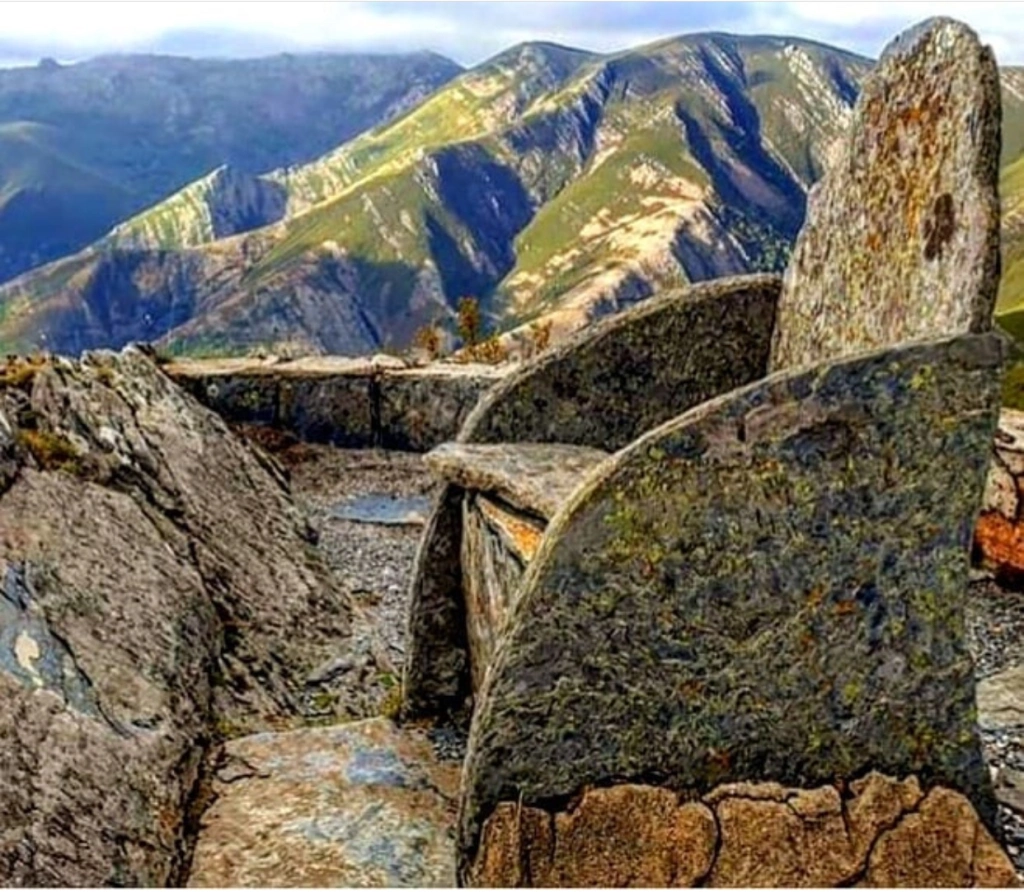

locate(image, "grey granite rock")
(168, 358), (505, 452)
(458, 332), (1006, 873)
(403, 485), (472, 717)
(0, 349), (384, 885)
(284, 374), (376, 447)
(187, 719), (460, 888)
(380, 367), (507, 452)
(977, 665), (1024, 730)
(769, 18), (1002, 372)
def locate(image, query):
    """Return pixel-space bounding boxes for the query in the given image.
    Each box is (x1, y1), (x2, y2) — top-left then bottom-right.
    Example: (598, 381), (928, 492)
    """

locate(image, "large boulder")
(0, 349), (384, 885)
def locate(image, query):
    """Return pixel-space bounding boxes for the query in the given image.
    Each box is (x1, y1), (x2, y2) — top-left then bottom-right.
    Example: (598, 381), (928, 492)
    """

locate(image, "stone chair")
(404, 18), (1018, 886)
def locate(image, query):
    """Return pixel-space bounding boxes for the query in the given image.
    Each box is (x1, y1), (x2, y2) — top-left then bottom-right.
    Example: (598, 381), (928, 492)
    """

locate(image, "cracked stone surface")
(187, 718), (460, 888)
(468, 774), (1019, 887)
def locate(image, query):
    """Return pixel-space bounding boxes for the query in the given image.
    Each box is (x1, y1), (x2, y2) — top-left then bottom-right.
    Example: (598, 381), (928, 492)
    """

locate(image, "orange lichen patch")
(477, 497), (545, 563)
(973, 511), (1024, 574)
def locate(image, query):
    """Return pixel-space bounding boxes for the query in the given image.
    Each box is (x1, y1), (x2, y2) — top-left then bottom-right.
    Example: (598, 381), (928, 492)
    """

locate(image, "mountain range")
(0, 52), (462, 283)
(0, 35), (1021, 358)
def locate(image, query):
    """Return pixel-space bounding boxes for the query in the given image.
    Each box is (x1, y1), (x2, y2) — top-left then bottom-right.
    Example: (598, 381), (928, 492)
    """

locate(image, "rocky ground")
(181, 444), (461, 887)
(287, 446), (439, 675)
(968, 577), (1024, 878)
(282, 443), (1024, 884)
(177, 439), (1024, 886)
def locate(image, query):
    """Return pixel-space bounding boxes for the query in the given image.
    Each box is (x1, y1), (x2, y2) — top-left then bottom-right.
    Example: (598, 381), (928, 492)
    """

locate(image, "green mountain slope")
(994, 69), (1024, 341)
(0, 35), (870, 356)
(2, 40), (1021, 360)
(0, 121), (136, 277)
(0, 51), (463, 282)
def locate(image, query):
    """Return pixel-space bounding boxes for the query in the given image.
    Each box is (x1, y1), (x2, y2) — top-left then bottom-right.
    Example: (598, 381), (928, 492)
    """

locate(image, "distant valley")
(0, 36), (1022, 358)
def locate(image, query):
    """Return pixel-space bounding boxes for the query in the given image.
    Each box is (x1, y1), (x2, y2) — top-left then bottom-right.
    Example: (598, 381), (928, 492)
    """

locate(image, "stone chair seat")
(425, 441), (610, 540)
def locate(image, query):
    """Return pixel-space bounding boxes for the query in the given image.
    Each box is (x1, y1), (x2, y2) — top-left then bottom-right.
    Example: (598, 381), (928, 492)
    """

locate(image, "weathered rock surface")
(461, 496), (536, 695)
(464, 274), (781, 453)
(404, 274), (781, 717)
(426, 442), (609, 521)
(0, 350), (385, 886)
(459, 331), (1006, 870)
(187, 718), (460, 888)
(770, 17), (1002, 371)
(468, 774), (1019, 887)
(977, 665), (1024, 731)
(168, 357), (506, 452)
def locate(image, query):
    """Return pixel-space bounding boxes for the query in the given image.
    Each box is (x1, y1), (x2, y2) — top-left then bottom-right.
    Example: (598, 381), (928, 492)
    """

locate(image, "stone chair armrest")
(460, 273), (782, 452)
(457, 331), (1007, 878)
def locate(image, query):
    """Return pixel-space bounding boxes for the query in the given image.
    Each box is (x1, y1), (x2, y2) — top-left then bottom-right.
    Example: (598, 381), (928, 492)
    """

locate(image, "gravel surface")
(285, 442), (1024, 869)
(287, 446), (437, 673)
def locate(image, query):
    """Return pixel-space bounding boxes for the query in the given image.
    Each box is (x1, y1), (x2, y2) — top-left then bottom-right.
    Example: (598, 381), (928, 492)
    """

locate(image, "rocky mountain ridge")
(0, 36), (1022, 358)
(0, 51), (463, 283)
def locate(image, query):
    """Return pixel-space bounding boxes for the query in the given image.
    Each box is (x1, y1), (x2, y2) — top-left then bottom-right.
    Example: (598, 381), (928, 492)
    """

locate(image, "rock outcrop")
(0, 349), (386, 886)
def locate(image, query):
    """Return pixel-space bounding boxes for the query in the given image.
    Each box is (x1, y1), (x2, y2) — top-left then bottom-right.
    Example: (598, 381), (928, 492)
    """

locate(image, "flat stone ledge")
(187, 718), (460, 888)
(425, 442), (610, 521)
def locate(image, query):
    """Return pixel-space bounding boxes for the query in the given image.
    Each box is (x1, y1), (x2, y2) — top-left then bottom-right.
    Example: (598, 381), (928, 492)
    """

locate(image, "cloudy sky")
(1, 1), (1022, 68)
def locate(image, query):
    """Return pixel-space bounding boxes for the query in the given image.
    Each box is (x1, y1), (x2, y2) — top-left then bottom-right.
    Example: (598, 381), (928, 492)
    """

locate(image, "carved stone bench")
(403, 17), (1019, 887)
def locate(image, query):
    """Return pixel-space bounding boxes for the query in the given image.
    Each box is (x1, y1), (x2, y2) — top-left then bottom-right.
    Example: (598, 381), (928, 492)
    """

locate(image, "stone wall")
(166, 356), (508, 453)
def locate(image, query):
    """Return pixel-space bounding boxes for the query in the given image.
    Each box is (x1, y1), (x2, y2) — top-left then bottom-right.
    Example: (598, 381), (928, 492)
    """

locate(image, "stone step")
(186, 718), (460, 888)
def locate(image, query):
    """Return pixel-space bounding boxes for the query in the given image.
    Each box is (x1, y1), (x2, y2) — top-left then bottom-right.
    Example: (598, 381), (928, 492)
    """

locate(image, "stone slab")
(977, 664), (1024, 730)
(403, 275), (781, 718)
(466, 274), (780, 452)
(187, 718), (460, 888)
(770, 18), (1002, 372)
(425, 442), (609, 521)
(167, 360), (507, 452)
